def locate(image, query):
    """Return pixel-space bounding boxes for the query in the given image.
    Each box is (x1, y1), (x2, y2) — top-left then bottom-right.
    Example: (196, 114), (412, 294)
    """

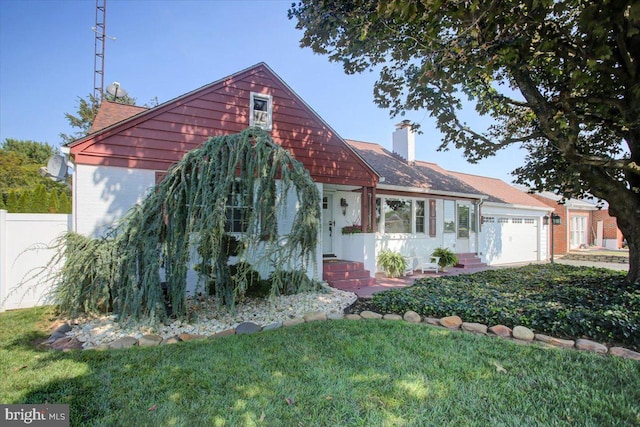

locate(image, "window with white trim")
(250, 92), (273, 131)
(225, 181), (249, 233)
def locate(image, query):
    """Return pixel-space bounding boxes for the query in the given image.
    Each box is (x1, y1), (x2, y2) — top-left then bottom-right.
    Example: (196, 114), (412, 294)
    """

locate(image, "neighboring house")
(529, 192), (625, 253)
(65, 63), (553, 290)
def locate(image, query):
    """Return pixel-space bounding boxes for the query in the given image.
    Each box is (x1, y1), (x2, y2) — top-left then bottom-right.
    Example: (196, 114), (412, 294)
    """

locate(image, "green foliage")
(0, 139), (71, 213)
(377, 250), (407, 278)
(0, 138), (56, 164)
(53, 128), (321, 323)
(431, 247), (458, 268)
(49, 233), (115, 318)
(372, 264), (640, 350)
(289, 0), (640, 283)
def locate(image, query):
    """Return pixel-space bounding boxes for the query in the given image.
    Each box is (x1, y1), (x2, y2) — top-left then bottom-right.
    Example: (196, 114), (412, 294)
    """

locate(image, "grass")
(372, 264), (640, 350)
(1, 307), (639, 426)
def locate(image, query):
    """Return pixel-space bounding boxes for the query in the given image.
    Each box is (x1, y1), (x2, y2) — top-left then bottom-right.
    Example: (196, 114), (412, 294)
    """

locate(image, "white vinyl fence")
(0, 210), (71, 311)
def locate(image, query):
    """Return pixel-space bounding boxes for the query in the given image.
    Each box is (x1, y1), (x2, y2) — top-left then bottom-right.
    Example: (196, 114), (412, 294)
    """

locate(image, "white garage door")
(481, 216), (538, 265)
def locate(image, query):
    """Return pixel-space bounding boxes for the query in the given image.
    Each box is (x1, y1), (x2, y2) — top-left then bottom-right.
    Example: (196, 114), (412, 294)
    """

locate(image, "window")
(429, 199), (437, 237)
(382, 198), (412, 233)
(525, 218), (535, 224)
(498, 217), (509, 224)
(482, 216), (495, 223)
(225, 181), (249, 233)
(512, 218), (523, 224)
(250, 92), (272, 130)
(443, 200), (455, 233)
(416, 200), (425, 233)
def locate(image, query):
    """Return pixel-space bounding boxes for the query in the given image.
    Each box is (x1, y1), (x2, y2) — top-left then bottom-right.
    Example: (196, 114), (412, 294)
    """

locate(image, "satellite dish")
(106, 81), (128, 99)
(40, 154), (68, 181)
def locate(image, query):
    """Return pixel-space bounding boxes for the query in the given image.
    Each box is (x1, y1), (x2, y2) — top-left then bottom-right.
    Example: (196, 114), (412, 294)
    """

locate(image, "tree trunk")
(612, 206), (640, 284)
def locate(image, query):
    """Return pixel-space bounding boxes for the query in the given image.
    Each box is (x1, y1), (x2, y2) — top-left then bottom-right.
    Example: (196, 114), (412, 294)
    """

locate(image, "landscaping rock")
(608, 347), (640, 361)
(138, 334), (163, 346)
(345, 314), (361, 320)
(383, 314), (402, 321)
(303, 311), (327, 322)
(439, 316), (463, 329)
(50, 337), (83, 351)
(45, 331), (68, 344)
(262, 322), (283, 331)
(163, 336), (182, 345)
(424, 317), (440, 326)
(575, 339), (608, 354)
(283, 318), (305, 327)
(512, 326), (535, 341)
(403, 311), (421, 323)
(236, 322), (262, 335)
(212, 328), (236, 338)
(52, 323), (72, 335)
(179, 333), (207, 341)
(534, 334), (574, 349)
(109, 336), (138, 349)
(327, 312), (344, 320)
(488, 325), (512, 338)
(462, 322), (488, 335)
(360, 310), (383, 320)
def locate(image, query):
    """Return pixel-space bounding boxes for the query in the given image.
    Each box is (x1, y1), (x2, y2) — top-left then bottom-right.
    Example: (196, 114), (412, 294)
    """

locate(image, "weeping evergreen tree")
(52, 127), (321, 323)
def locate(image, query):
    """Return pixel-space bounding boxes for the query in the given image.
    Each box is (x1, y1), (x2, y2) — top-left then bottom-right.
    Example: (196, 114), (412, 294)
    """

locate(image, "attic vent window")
(250, 92), (272, 131)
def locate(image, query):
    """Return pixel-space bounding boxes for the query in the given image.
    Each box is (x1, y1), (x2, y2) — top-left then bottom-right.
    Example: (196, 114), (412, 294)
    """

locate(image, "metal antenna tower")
(92, 0), (115, 101)
(93, 0), (106, 100)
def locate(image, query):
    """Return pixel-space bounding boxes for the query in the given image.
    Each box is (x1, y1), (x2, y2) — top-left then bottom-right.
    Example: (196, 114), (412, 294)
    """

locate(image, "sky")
(0, 0), (526, 183)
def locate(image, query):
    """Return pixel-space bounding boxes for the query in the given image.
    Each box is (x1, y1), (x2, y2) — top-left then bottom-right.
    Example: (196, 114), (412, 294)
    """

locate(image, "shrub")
(372, 264), (640, 350)
(377, 250), (407, 278)
(431, 247), (458, 268)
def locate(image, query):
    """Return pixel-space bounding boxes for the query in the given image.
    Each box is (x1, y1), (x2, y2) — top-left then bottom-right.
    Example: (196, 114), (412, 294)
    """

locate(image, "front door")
(457, 202), (471, 253)
(322, 194), (334, 255)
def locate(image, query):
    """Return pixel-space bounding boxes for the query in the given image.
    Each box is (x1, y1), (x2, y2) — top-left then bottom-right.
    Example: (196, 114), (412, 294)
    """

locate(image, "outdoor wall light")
(340, 198), (349, 216)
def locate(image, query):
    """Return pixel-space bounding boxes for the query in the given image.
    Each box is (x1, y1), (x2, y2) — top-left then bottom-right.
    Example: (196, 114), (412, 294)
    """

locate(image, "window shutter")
(429, 199), (436, 237)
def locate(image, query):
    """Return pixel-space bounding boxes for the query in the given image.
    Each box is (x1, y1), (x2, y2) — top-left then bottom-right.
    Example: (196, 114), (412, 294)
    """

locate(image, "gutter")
(376, 183), (485, 200)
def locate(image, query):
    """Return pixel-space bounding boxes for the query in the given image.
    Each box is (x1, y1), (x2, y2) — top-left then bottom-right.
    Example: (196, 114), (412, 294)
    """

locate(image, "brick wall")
(592, 208), (624, 249)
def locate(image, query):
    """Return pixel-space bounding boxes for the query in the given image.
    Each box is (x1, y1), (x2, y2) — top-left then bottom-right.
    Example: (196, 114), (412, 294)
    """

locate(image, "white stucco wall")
(73, 164), (156, 237)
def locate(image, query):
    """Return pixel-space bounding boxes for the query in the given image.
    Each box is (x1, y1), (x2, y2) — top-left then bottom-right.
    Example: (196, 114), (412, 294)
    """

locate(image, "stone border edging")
(42, 310), (640, 361)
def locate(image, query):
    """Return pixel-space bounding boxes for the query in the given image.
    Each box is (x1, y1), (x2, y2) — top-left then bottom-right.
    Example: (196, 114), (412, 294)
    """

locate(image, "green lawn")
(1, 307), (639, 426)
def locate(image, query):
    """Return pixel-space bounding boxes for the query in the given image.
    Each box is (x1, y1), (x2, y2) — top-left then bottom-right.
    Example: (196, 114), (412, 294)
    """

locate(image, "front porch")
(323, 257), (491, 298)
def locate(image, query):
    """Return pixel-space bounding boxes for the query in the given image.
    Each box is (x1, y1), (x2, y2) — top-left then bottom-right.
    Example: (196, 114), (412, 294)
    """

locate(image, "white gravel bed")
(67, 286), (357, 349)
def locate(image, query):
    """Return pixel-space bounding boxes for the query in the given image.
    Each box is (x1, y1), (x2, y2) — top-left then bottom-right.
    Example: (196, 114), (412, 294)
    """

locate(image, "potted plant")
(432, 247), (458, 271)
(377, 250), (407, 278)
(341, 224), (363, 234)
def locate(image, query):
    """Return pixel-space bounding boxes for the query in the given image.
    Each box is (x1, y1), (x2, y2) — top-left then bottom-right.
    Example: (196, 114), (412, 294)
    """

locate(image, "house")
(346, 124), (550, 270)
(529, 192), (625, 253)
(65, 63), (552, 290)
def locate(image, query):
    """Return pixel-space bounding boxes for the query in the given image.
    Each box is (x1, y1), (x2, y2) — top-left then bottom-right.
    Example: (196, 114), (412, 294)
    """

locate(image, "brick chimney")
(392, 120), (415, 163)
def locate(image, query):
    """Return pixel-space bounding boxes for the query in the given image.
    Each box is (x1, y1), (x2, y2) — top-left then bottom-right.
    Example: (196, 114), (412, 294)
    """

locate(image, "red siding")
(71, 64), (377, 187)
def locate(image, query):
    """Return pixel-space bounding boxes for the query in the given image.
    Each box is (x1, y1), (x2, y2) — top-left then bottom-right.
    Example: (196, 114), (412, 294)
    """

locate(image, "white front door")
(322, 194), (334, 255)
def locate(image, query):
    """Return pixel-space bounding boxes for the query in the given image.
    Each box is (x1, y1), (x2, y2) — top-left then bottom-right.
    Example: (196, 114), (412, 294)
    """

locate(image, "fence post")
(0, 209), (7, 312)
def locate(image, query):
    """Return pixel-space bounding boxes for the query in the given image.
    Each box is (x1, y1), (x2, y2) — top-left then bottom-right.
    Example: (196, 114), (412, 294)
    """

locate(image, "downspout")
(475, 197), (484, 256)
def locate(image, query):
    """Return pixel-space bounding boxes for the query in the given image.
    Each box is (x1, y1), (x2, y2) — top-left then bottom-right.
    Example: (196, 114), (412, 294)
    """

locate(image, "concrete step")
(323, 269), (372, 281)
(323, 261), (366, 272)
(329, 277), (377, 291)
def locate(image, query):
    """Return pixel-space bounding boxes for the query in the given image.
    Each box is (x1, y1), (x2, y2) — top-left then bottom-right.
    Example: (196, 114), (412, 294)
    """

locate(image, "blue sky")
(0, 0), (525, 183)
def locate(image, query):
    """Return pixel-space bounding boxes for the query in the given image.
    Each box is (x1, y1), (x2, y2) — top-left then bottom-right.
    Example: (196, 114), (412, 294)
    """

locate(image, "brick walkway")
(343, 265), (493, 298)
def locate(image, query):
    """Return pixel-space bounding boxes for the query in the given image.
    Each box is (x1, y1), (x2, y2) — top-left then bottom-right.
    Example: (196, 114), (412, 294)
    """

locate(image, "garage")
(481, 216), (540, 265)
